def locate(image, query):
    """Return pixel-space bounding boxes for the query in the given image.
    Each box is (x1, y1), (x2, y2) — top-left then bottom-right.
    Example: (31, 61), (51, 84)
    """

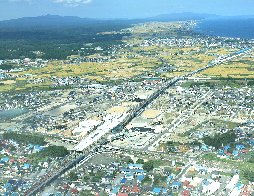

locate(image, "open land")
(0, 20), (254, 196)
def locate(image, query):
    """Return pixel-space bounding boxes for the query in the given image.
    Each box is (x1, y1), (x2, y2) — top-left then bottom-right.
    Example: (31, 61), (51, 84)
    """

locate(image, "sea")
(195, 18), (254, 39)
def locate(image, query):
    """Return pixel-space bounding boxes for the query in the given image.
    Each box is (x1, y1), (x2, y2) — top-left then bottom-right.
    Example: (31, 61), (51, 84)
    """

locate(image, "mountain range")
(0, 13), (220, 29)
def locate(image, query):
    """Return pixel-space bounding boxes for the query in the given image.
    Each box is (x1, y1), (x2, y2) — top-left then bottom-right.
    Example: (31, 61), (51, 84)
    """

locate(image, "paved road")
(25, 47), (252, 195)
(143, 90), (213, 151)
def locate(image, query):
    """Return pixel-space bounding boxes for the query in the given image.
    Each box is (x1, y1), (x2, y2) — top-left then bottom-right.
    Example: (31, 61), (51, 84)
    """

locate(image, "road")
(25, 47), (252, 195)
(143, 90), (213, 151)
(73, 47), (252, 152)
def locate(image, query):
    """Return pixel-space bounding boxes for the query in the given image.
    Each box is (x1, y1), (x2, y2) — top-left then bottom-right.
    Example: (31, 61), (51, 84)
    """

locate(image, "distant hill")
(0, 15), (99, 29)
(0, 13), (252, 59)
(1, 13), (254, 29)
(0, 15), (133, 59)
(0, 12), (219, 29)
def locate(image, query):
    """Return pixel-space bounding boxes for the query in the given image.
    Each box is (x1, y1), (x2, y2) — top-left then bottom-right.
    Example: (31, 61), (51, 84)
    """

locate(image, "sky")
(0, 0), (254, 21)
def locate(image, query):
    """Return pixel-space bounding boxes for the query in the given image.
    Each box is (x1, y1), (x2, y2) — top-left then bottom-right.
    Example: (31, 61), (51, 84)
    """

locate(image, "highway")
(25, 47), (252, 195)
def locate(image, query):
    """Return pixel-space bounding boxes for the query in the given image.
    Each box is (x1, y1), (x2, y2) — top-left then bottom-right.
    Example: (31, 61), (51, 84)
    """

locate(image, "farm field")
(0, 21), (252, 93)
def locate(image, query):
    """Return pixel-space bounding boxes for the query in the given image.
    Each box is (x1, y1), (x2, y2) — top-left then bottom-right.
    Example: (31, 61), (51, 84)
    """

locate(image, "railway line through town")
(25, 47), (252, 196)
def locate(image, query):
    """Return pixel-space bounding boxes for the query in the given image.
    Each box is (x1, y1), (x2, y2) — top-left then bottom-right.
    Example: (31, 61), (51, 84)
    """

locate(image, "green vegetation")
(28, 145), (69, 163)
(37, 145), (69, 157)
(154, 174), (167, 187)
(202, 153), (254, 182)
(91, 170), (105, 183)
(142, 176), (152, 185)
(181, 78), (254, 89)
(2, 132), (46, 145)
(165, 141), (181, 152)
(82, 175), (90, 182)
(243, 170), (254, 182)
(181, 81), (215, 88)
(143, 160), (154, 172)
(248, 156), (254, 163)
(166, 141), (181, 146)
(0, 64), (14, 70)
(80, 190), (95, 196)
(203, 131), (237, 149)
(247, 80), (254, 86)
(126, 158), (134, 164)
(202, 153), (223, 162)
(136, 158), (145, 164)
(69, 171), (78, 181)
(0, 20), (132, 59)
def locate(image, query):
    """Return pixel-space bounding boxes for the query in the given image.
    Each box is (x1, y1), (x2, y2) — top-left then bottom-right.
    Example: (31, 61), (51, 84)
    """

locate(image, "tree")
(126, 158), (134, 164)
(203, 131), (236, 149)
(80, 190), (94, 196)
(69, 171), (78, 181)
(143, 160), (154, 172)
(248, 157), (254, 163)
(136, 159), (144, 164)
(243, 170), (254, 182)
(39, 145), (69, 157)
(0, 64), (14, 70)
(2, 132), (46, 145)
(82, 175), (90, 182)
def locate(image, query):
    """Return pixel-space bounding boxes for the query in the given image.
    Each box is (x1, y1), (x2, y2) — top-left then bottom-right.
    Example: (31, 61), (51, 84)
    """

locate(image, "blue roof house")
(235, 145), (245, 150)
(218, 149), (225, 156)
(120, 178), (127, 184)
(23, 163), (31, 170)
(125, 172), (134, 180)
(232, 150), (239, 157)
(4, 183), (13, 191)
(27, 144), (34, 150)
(8, 179), (16, 185)
(33, 145), (44, 153)
(235, 183), (243, 190)
(110, 186), (121, 196)
(171, 181), (182, 190)
(152, 187), (161, 195)
(162, 188), (168, 194)
(248, 140), (254, 146)
(202, 179), (211, 186)
(201, 144), (209, 151)
(1, 157), (10, 163)
(223, 146), (230, 151)
(128, 164), (143, 170)
(137, 174), (145, 183)
(167, 174), (175, 185)
(4, 192), (11, 196)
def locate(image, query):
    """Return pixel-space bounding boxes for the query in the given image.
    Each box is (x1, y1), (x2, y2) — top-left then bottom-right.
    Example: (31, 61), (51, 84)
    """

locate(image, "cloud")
(54, 0), (92, 7)
(8, 0), (92, 7)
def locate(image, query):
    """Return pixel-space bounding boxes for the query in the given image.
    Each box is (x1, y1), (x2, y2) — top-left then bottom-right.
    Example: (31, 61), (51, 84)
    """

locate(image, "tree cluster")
(143, 160), (154, 172)
(39, 145), (69, 157)
(2, 132), (46, 145)
(243, 170), (254, 182)
(203, 131), (236, 149)
(69, 171), (78, 181)
(0, 22), (131, 60)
